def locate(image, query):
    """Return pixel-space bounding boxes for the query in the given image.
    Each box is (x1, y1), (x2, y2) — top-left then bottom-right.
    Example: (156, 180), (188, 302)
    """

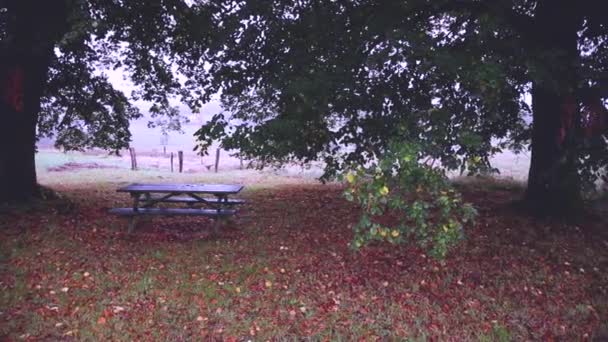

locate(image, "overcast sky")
(104, 68), (223, 125)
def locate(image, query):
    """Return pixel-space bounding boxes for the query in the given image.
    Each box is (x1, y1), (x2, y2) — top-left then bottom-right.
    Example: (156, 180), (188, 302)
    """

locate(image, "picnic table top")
(117, 183), (244, 195)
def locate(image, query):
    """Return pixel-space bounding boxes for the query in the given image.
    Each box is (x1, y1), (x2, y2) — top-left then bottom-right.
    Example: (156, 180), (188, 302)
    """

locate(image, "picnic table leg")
(128, 193), (141, 234)
(211, 194), (226, 235)
(220, 194), (237, 227)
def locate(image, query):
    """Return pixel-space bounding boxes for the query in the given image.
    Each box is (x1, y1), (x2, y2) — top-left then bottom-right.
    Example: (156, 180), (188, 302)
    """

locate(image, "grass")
(0, 154), (607, 340)
(36, 149), (125, 169)
(35, 149), (324, 186)
(452, 174), (526, 192)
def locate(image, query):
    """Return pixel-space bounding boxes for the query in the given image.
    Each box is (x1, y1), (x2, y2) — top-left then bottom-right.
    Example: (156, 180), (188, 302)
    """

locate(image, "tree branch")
(424, 0), (535, 37)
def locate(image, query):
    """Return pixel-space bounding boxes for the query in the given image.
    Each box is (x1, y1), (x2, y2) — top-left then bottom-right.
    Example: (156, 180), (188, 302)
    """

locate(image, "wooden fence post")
(129, 147), (137, 170)
(178, 151), (184, 173)
(239, 155), (244, 170)
(170, 152), (174, 172)
(214, 148), (220, 173)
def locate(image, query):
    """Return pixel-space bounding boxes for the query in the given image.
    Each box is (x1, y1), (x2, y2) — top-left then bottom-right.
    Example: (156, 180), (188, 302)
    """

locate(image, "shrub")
(344, 142), (477, 259)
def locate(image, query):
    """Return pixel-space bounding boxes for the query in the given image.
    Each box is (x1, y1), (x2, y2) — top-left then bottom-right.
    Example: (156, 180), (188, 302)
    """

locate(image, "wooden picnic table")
(109, 183), (245, 233)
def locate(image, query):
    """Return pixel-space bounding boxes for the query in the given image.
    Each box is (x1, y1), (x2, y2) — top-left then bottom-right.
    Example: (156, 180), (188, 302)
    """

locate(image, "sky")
(104, 68), (223, 125)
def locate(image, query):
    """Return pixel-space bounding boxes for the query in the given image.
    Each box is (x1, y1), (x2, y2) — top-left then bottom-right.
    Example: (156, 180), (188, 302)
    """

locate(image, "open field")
(39, 121), (533, 181)
(1, 154), (607, 340)
(36, 149), (326, 183)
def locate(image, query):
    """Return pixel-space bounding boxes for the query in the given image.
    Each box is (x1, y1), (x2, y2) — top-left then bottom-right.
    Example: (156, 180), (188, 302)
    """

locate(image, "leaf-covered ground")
(1, 183), (607, 340)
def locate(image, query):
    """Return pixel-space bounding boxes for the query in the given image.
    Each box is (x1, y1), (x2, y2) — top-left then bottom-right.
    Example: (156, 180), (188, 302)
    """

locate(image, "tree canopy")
(1, 0), (607, 212)
(1, 0), (215, 152)
(0, 0), (218, 200)
(195, 0), (608, 213)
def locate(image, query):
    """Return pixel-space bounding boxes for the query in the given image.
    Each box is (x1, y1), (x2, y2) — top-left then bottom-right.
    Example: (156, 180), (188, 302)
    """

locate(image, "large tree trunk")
(0, 1), (67, 202)
(525, 0), (583, 216)
(0, 58), (51, 202)
(526, 88), (582, 215)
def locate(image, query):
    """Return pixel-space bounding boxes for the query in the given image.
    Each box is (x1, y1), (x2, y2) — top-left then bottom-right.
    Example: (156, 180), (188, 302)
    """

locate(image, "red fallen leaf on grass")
(2, 184), (607, 340)
(101, 308), (113, 320)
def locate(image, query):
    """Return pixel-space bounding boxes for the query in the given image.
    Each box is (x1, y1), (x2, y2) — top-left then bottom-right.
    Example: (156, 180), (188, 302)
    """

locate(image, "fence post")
(129, 147), (137, 170)
(170, 152), (174, 172)
(214, 148), (220, 173)
(178, 151), (184, 173)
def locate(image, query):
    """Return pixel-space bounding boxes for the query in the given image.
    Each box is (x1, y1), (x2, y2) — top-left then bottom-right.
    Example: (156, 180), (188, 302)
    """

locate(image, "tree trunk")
(0, 62), (42, 202)
(524, 0), (583, 216)
(0, 1), (68, 202)
(526, 88), (582, 215)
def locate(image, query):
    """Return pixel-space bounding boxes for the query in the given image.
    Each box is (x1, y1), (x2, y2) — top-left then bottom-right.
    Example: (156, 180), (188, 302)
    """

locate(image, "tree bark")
(524, 0), (583, 215)
(526, 88), (582, 215)
(0, 1), (68, 202)
(0, 62), (43, 202)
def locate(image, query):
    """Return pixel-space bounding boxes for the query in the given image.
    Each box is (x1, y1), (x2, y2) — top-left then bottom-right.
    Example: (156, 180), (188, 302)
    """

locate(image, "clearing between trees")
(1, 169), (607, 340)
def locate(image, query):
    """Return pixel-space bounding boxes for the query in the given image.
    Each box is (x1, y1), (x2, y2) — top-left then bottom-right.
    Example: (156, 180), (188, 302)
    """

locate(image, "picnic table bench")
(109, 183), (245, 233)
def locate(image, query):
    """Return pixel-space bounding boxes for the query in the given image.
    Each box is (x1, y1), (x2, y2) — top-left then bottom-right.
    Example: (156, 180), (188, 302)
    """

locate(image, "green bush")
(344, 142), (477, 259)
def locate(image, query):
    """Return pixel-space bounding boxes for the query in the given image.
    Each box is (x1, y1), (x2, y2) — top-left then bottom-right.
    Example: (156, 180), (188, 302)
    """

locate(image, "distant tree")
(0, 0), (214, 201)
(148, 104), (189, 136)
(160, 132), (170, 148)
(196, 0), (608, 216)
